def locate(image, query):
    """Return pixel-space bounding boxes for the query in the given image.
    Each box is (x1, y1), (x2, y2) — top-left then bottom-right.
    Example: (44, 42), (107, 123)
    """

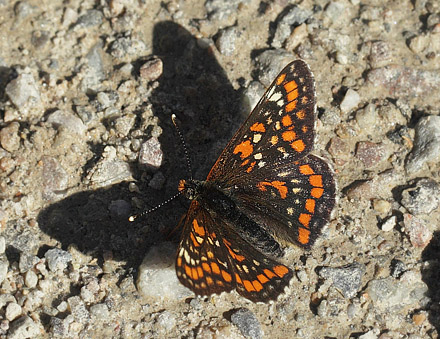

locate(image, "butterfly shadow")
(37, 21), (241, 272)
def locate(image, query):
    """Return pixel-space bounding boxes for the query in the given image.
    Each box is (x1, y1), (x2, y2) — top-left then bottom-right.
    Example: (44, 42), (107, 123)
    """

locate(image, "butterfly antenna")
(129, 114), (192, 222)
(171, 114), (193, 180)
(129, 191), (182, 222)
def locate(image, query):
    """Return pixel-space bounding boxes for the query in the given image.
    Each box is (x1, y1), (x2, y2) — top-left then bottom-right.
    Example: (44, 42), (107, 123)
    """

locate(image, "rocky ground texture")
(0, 0), (440, 338)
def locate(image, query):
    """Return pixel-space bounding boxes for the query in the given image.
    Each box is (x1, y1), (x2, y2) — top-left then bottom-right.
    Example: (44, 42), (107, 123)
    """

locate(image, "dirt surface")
(0, 0), (440, 338)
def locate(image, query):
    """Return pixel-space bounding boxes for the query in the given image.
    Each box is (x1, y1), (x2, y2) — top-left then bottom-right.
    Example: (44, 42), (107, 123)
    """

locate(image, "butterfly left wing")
(176, 201), (293, 302)
(207, 60), (316, 186)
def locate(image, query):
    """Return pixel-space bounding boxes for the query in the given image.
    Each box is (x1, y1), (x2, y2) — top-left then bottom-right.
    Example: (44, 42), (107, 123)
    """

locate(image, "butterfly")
(175, 60), (336, 302)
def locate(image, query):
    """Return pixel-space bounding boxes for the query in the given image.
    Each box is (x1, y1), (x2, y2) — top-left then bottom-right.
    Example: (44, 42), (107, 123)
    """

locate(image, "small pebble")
(230, 308), (263, 339)
(403, 213), (432, 248)
(215, 26), (237, 56)
(401, 178), (440, 215)
(139, 137), (163, 170)
(140, 57), (163, 82)
(340, 89), (360, 113)
(6, 302), (22, 321)
(381, 216), (396, 232)
(45, 248), (73, 272)
(24, 270), (38, 288)
(0, 236), (5, 254)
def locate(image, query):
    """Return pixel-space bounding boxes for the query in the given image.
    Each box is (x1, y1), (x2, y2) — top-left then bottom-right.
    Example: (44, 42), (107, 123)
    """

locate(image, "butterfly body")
(175, 60), (336, 302)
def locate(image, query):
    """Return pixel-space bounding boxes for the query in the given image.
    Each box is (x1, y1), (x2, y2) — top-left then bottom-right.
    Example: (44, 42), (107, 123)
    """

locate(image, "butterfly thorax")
(178, 179), (284, 258)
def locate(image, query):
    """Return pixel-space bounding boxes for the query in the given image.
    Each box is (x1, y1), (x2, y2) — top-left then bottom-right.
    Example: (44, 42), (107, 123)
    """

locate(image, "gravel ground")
(0, 0), (440, 338)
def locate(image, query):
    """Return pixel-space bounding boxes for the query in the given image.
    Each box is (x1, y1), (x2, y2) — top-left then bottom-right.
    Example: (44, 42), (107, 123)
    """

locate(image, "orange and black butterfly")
(176, 60), (336, 302)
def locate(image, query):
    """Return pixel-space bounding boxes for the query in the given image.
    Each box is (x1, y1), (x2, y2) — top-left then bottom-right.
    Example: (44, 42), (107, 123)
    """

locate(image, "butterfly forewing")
(207, 60), (316, 186)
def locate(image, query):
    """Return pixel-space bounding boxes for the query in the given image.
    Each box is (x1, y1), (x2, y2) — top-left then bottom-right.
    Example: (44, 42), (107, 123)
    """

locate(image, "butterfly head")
(178, 179), (202, 200)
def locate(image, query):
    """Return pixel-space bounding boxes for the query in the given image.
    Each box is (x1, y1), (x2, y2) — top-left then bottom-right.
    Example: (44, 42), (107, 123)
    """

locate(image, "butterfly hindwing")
(176, 201), (293, 302)
(231, 154), (336, 249)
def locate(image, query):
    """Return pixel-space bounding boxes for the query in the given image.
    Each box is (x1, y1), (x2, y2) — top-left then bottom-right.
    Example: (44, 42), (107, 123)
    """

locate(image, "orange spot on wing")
(246, 161), (256, 173)
(206, 276), (214, 285)
(305, 199), (316, 213)
(190, 232), (200, 247)
(263, 269), (276, 279)
(282, 115), (292, 127)
(211, 262), (220, 275)
(202, 263), (211, 273)
(276, 73), (286, 85)
(217, 280), (224, 286)
(185, 265), (192, 278)
(252, 280), (263, 291)
(241, 159), (249, 166)
(223, 239), (246, 262)
(287, 89), (298, 102)
(257, 274), (269, 284)
(284, 80), (297, 93)
(177, 257), (182, 267)
(235, 273), (243, 284)
(197, 266), (203, 278)
(311, 187), (324, 199)
(273, 265), (290, 278)
(243, 280), (255, 292)
(207, 250), (214, 259)
(309, 175), (323, 187)
(221, 270), (232, 282)
(250, 122), (266, 132)
(233, 140), (253, 159)
(191, 267), (199, 280)
(299, 164), (314, 175)
(296, 110), (305, 119)
(257, 181), (287, 199)
(192, 219), (205, 236)
(290, 139), (305, 152)
(302, 125), (308, 133)
(299, 213), (311, 228)
(285, 100), (297, 112)
(282, 130), (297, 142)
(298, 228), (310, 244)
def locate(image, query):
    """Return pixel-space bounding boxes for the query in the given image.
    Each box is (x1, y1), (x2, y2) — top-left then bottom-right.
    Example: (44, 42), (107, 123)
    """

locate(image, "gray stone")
(75, 9), (103, 28)
(255, 50), (294, 87)
(5, 73), (41, 114)
(90, 303), (109, 319)
(406, 116), (440, 173)
(8, 316), (41, 339)
(401, 178), (440, 215)
(44, 248), (73, 272)
(47, 110), (86, 135)
(19, 252), (39, 273)
(205, 0), (241, 21)
(24, 270), (38, 288)
(0, 259), (8, 284)
(340, 89), (361, 113)
(272, 5), (312, 48)
(5, 302), (22, 321)
(241, 80), (265, 116)
(89, 146), (132, 187)
(216, 26), (237, 56)
(0, 122), (20, 152)
(0, 236), (5, 254)
(110, 37), (147, 59)
(137, 242), (193, 300)
(67, 296), (89, 323)
(139, 137), (163, 170)
(41, 156), (69, 200)
(319, 263), (366, 299)
(230, 308), (263, 339)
